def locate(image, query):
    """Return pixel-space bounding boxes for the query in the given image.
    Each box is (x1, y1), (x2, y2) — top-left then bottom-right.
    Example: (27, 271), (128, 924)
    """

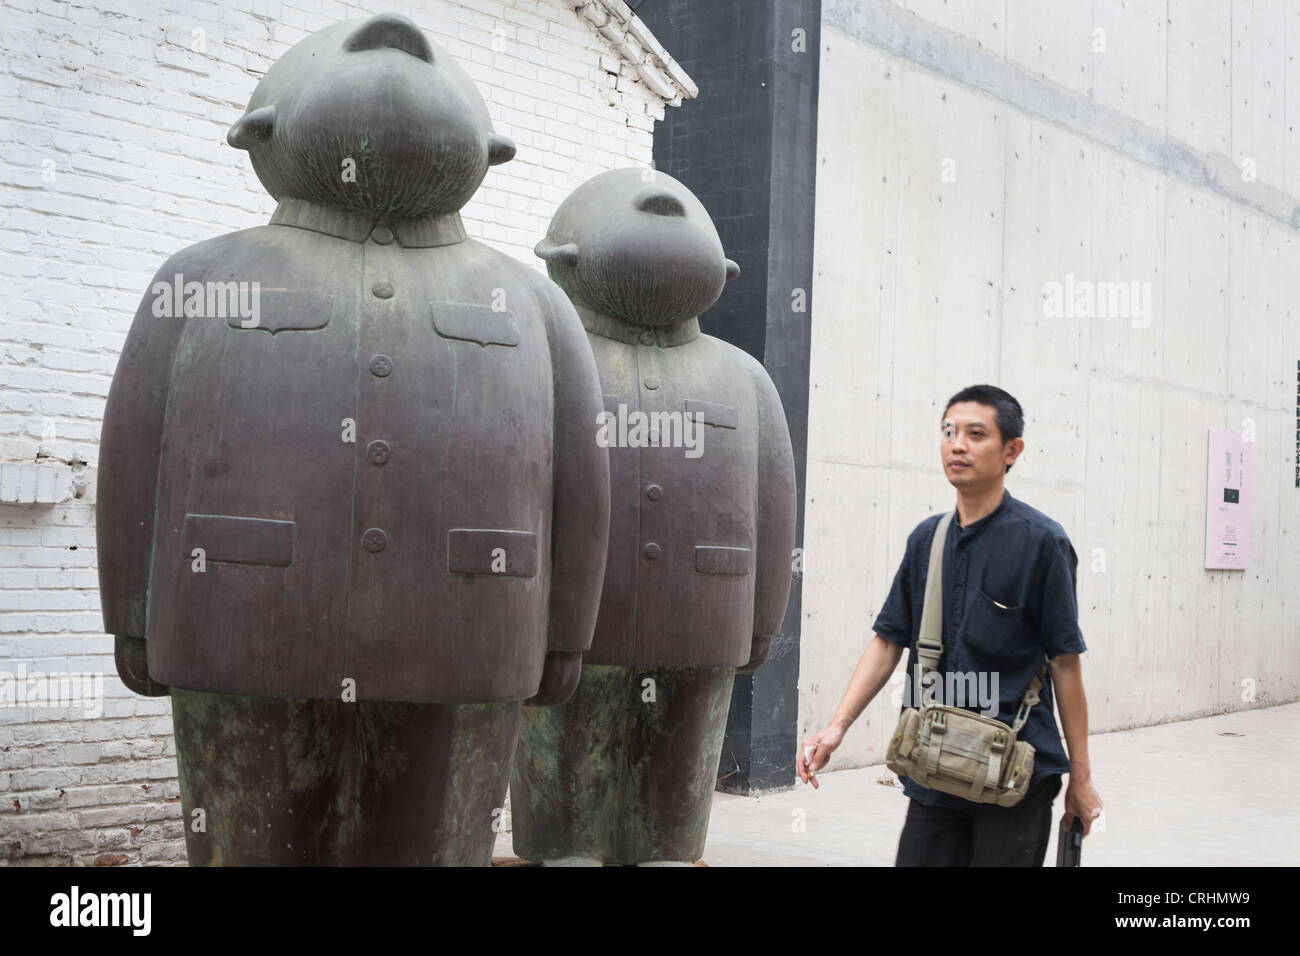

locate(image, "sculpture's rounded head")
(535, 168), (740, 327)
(227, 12), (515, 217)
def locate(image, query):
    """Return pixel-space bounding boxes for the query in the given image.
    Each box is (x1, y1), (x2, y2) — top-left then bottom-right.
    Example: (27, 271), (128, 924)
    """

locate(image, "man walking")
(799, 385), (1103, 865)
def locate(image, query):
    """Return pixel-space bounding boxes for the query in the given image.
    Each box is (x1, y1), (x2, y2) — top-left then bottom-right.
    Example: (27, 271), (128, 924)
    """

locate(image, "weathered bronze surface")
(95, 13), (609, 865)
(512, 665), (733, 865)
(512, 169), (798, 863)
(173, 689), (520, 866)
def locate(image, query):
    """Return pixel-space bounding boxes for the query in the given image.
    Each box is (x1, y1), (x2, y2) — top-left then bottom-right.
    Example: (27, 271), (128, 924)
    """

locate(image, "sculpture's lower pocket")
(181, 513), (295, 567)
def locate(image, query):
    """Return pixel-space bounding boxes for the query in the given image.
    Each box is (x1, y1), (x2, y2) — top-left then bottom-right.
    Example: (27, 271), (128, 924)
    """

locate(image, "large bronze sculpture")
(95, 13), (610, 865)
(511, 169), (798, 865)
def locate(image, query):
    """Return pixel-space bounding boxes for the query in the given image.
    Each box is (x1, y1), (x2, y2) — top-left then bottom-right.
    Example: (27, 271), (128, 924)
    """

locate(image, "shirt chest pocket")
(961, 587), (1033, 669)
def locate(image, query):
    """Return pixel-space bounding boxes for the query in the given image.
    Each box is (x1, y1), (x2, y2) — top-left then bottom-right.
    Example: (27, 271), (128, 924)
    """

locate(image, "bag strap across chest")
(916, 509), (1046, 733)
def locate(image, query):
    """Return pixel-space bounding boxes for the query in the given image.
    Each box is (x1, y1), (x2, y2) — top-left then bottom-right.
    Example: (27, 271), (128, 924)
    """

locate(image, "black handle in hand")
(1056, 816), (1084, 867)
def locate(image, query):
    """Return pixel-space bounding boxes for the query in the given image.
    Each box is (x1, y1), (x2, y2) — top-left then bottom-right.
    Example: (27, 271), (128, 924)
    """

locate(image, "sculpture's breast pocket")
(226, 290), (332, 334)
(682, 398), (738, 463)
(430, 301), (520, 348)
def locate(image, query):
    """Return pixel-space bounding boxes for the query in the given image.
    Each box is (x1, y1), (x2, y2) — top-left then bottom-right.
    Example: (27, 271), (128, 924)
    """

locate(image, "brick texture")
(0, 0), (672, 865)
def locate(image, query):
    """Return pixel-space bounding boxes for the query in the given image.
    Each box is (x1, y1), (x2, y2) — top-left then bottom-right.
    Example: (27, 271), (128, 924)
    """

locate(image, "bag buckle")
(991, 731), (1006, 753)
(928, 710), (947, 734)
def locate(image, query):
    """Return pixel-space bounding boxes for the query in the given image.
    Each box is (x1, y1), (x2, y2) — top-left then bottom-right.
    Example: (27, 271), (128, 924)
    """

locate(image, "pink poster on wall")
(1205, 428), (1251, 570)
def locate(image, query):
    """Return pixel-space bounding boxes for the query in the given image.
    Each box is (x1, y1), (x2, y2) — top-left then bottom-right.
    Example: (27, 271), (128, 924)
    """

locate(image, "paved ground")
(494, 701), (1299, 865)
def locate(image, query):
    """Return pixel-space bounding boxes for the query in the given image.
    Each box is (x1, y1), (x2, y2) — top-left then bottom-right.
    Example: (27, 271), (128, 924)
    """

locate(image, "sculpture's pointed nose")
(344, 13), (434, 63)
(634, 188), (687, 217)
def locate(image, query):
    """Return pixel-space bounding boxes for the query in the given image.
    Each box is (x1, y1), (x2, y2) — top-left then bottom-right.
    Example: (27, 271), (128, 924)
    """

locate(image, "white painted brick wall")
(0, 0), (672, 865)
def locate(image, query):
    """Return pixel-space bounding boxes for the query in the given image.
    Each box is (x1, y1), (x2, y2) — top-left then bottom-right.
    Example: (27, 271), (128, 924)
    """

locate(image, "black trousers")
(895, 774), (1062, 866)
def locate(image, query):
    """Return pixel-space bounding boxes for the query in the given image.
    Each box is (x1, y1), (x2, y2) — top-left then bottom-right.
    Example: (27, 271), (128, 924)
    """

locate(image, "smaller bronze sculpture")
(511, 168), (798, 865)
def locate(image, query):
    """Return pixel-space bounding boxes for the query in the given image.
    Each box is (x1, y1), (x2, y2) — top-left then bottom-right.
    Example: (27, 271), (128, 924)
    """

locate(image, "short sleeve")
(871, 543), (913, 648)
(1035, 534), (1087, 658)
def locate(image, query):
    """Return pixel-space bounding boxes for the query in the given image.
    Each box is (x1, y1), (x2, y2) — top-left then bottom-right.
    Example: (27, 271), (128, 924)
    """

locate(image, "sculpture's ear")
(724, 258), (740, 281)
(227, 105), (277, 150)
(535, 237), (579, 267)
(488, 133), (516, 166)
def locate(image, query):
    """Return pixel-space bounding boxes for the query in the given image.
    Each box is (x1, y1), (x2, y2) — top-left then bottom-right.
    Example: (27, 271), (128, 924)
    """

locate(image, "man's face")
(940, 401), (1021, 488)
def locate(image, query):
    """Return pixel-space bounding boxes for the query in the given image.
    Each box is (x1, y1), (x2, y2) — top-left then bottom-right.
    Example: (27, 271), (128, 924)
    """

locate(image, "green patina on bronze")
(172, 689), (519, 866)
(511, 665), (734, 865)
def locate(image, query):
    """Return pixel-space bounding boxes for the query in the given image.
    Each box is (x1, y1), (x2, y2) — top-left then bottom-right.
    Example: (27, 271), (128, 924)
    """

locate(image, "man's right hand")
(797, 722), (847, 789)
(796, 635), (901, 790)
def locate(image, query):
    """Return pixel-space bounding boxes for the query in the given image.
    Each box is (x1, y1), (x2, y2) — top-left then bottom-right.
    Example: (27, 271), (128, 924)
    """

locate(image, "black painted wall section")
(636, 0), (819, 793)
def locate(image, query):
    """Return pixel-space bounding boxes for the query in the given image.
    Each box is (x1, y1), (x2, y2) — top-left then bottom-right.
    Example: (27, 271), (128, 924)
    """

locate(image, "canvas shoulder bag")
(885, 509), (1046, 807)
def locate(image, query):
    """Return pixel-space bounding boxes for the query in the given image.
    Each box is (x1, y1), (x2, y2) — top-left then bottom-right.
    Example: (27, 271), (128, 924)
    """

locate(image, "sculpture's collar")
(576, 304), (701, 348)
(269, 197), (467, 248)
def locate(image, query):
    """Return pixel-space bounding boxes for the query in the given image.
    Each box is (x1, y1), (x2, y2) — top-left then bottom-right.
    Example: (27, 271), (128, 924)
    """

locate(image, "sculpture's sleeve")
(539, 278), (610, 654)
(97, 262), (185, 647)
(740, 363), (797, 673)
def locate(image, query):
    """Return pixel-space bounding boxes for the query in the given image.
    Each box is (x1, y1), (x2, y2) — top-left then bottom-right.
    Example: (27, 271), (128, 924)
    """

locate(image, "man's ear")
(227, 105), (277, 150)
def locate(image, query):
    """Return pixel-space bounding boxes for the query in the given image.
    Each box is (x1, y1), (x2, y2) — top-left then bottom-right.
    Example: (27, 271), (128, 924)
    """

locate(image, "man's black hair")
(941, 385), (1024, 474)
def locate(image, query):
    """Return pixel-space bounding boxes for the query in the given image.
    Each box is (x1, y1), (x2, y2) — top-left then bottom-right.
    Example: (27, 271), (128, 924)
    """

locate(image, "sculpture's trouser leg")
(511, 664), (735, 864)
(171, 688), (520, 866)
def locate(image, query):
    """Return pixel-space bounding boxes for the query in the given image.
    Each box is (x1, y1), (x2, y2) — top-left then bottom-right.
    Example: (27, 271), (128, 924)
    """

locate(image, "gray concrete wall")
(802, 0), (1300, 773)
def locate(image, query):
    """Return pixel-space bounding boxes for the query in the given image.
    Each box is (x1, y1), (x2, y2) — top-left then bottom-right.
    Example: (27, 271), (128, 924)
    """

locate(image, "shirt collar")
(269, 197), (467, 248)
(954, 488), (1011, 536)
(576, 303), (701, 347)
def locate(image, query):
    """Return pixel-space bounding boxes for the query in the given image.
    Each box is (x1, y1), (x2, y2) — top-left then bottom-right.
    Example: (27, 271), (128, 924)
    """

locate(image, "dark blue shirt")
(871, 488), (1087, 809)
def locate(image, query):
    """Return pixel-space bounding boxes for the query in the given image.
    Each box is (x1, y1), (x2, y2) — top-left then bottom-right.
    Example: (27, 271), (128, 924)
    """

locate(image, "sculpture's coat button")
(646, 484), (663, 501)
(639, 330), (656, 346)
(362, 528), (388, 553)
(643, 376), (660, 390)
(366, 440), (391, 465)
(369, 354), (393, 377)
(370, 225), (394, 245)
(643, 542), (661, 559)
(372, 281), (395, 299)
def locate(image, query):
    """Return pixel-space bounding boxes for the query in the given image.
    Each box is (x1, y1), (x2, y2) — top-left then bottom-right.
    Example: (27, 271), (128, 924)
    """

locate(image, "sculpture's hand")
(736, 635), (772, 674)
(114, 635), (169, 697)
(524, 650), (583, 707)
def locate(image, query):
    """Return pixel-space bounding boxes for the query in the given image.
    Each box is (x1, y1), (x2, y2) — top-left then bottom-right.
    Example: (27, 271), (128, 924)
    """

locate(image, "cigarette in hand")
(803, 745), (817, 780)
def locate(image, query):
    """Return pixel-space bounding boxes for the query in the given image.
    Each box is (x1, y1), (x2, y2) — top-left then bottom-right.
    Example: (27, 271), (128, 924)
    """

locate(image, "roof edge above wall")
(571, 1), (699, 105)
